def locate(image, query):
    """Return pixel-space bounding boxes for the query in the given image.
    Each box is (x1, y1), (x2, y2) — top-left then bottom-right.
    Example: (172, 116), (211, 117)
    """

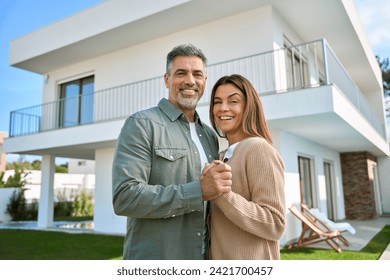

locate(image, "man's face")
(164, 56), (207, 112)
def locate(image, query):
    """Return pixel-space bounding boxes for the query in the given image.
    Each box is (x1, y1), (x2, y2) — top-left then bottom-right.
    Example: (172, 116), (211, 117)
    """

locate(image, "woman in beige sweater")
(207, 74), (286, 259)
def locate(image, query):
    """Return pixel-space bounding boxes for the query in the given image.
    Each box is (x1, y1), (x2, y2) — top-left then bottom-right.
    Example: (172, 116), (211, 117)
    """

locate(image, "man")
(112, 44), (232, 260)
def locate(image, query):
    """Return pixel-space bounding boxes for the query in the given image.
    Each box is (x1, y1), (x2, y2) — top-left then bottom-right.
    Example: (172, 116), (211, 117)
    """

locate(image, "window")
(283, 38), (310, 90)
(59, 76), (94, 127)
(298, 156), (315, 207)
(324, 161), (335, 219)
(285, 47), (309, 89)
(369, 162), (383, 216)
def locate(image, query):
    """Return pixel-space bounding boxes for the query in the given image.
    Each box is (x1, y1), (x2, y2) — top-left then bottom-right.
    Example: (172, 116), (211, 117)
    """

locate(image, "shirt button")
(171, 215), (175, 218)
(199, 134), (202, 137)
(169, 156), (174, 160)
(197, 232), (201, 237)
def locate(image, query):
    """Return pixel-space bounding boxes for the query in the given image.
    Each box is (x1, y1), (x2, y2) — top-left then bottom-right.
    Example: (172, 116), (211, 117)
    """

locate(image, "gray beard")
(177, 95), (199, 109)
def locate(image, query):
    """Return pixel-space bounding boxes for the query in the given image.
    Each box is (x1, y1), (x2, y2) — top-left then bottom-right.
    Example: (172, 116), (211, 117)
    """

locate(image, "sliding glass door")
(59, 76), (94, 128)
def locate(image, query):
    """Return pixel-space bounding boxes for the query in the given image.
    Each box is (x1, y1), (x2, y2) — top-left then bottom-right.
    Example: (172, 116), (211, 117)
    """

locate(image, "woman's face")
(213, 83), (247, 144)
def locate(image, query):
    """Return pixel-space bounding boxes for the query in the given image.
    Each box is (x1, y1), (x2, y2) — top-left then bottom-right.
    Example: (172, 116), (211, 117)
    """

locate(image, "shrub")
(54, 190), (94, 218)
(72, 191), (94, 217)
(3, 164), (32, 221)
(6, 189), (26, 220)
(2, 163), (94, 220)
(6, 191), (37, 221)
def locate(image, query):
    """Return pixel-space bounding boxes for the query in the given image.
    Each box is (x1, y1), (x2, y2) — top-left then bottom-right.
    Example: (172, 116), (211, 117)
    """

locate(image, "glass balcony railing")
(9, 39), (386, 139)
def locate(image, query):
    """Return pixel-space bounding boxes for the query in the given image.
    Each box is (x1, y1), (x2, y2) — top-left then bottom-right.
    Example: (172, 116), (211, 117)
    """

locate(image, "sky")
(0, 0), (389, 163)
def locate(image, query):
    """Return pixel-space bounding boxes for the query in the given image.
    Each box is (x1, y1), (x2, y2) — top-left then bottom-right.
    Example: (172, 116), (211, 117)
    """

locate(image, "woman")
(208, 74), (286, 260)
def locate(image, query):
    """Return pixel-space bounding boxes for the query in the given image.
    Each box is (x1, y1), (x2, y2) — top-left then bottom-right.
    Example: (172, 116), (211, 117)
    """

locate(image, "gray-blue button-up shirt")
(112, 98), (219, 259)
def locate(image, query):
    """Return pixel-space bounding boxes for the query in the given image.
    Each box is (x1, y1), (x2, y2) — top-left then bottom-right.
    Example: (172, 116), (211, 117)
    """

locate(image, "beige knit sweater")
(210, 137), (286, 260)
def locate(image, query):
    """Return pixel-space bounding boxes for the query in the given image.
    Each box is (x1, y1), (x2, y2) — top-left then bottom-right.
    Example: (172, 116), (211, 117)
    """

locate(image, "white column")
(37, 155), (55, 228)
(94, 148), (126, 234)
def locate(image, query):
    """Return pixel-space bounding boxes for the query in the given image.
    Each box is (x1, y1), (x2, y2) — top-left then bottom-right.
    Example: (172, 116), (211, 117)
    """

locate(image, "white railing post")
(322, 38), (330, 85)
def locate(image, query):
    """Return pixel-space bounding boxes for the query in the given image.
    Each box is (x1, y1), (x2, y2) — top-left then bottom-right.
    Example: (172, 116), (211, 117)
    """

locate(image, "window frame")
(58, 75), (94, 128)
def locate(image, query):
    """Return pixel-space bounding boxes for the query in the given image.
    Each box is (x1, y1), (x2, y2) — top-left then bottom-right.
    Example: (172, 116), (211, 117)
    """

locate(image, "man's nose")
(184, 73), (195, 84)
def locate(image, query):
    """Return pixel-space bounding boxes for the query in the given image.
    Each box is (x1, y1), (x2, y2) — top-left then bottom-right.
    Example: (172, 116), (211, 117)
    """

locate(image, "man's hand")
(201, 160), (232, 201)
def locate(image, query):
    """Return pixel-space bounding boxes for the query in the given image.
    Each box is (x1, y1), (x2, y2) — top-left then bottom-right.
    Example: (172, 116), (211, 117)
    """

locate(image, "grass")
(0, 230), (124, 260)
(0, 225), (389, 260)
(281, 225), (390, 260)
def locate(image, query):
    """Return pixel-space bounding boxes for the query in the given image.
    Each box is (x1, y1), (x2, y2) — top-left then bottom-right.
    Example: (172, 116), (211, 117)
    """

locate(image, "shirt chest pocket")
(152, 148), (188, 183)
(155, 148), (187, 162)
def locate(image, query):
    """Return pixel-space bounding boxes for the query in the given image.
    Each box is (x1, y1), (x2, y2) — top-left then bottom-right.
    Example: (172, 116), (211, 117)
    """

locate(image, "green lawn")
(0, 225), (389, 260)
(282, 225), (390, 260)
(0, 229), (124, 260)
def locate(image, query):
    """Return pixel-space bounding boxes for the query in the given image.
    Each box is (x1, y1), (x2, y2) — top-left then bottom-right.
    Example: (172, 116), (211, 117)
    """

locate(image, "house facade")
(4, 0), (389, 245)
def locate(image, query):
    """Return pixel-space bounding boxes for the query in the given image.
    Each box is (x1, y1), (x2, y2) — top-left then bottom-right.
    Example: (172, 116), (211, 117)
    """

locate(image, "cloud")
(354, 0), (390, 54)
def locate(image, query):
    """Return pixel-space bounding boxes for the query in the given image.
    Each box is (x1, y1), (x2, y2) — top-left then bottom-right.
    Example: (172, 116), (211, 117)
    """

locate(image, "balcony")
(8, 39), (386, 143)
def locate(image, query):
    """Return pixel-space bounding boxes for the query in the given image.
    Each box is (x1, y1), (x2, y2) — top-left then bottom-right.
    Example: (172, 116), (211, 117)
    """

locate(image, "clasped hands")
(201, 160), (232, 201)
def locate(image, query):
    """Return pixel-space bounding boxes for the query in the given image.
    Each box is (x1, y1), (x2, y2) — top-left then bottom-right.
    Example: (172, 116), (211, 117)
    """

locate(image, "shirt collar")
(223, 142), (240, 160)
(158, 98), (203, 126)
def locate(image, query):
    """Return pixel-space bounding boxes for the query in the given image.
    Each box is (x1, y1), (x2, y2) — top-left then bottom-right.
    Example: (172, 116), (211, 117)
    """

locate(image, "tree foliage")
(5, 159), (68, 173)
(377, 55), (390, 96)
(0, 163), (30, 189)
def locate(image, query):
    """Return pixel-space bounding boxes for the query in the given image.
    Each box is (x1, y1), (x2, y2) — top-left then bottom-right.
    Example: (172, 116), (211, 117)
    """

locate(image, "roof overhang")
(9, 0), (382, 97)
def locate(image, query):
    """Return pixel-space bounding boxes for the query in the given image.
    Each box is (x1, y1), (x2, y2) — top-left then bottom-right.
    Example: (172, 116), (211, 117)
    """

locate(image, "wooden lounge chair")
(288, 204), (343, 253)
(300, 203), (355, 246)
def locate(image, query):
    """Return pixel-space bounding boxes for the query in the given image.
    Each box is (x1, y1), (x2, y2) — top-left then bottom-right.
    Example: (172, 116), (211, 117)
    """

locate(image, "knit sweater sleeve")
(213, 139), (286, 241)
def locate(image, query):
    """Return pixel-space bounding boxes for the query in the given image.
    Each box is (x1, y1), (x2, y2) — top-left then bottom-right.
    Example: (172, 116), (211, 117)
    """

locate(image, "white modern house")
(4, 0), (389, 245)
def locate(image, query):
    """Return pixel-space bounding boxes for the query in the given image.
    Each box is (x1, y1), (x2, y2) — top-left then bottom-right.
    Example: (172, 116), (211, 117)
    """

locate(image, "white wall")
(1, 169), (95, 203)
(378, 156), (390, 213)
(0, 132), (7, 172)
(94, 147), (126, 234)
(68, 159), (95, 174)
(274, 130), (344, 245)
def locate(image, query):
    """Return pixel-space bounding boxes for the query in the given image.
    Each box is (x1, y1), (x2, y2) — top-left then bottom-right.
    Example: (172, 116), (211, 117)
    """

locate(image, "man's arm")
(112, 116), (203, 219)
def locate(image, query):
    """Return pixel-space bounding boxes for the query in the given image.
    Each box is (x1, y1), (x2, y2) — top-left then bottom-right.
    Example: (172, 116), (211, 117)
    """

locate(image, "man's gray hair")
(166, 44), (207, 74)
